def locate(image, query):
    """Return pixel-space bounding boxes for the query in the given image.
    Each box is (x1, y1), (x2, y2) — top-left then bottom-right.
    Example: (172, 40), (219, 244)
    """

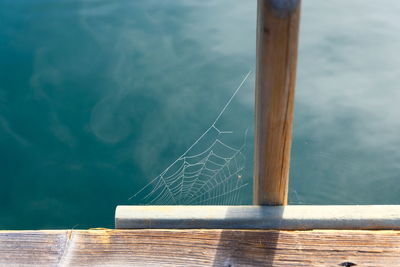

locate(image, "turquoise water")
(1, 0), (400, 229)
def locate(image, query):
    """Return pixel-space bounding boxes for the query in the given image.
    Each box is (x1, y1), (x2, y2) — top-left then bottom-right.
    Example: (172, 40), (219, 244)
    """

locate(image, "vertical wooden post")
(253, 0), (301, 205)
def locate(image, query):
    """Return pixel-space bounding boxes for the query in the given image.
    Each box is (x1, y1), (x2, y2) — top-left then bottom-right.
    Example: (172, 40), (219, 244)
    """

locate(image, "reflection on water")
(0, 0), (400, 229)
(290, 0), (400, 205)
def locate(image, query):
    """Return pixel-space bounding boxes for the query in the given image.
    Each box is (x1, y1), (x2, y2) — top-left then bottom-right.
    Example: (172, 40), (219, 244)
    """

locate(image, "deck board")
(1, 229), (400, 266)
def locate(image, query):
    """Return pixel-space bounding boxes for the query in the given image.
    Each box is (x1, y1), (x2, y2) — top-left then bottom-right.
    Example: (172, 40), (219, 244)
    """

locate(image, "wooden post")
(253, 0), (301, 205)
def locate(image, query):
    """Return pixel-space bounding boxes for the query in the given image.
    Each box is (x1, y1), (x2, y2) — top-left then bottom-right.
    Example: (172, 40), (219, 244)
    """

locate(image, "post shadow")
(212, 206), (284, 267)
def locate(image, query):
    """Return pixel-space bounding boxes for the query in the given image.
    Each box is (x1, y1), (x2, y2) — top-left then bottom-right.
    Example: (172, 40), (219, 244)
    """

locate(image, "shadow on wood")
(212, 230), (279, 266)
(210, 204), (282, 266)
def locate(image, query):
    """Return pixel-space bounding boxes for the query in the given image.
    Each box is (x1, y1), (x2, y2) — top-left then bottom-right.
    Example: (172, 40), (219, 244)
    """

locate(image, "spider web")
(129, 71), (251, 205)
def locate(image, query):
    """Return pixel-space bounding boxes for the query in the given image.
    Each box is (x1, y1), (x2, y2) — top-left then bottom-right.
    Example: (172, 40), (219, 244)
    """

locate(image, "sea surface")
(1, 0), (400, 229)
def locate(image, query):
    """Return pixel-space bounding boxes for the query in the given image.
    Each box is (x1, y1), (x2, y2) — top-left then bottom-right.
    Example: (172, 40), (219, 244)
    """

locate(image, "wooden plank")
(116, 205), (400, 230)
(254, 0), (301, 205)
(1, 229), (400, 266)
(0, 230), (69, 266)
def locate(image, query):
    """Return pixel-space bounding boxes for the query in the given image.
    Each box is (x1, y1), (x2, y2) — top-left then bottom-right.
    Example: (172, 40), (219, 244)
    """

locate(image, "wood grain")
(1, 229), (400, 266)
(253, 0), (301, 205)
(0, 230), (69, 266)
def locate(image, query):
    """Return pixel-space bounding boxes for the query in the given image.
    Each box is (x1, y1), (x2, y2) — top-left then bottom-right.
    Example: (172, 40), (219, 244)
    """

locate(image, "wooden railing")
(115, 0), (400, 230)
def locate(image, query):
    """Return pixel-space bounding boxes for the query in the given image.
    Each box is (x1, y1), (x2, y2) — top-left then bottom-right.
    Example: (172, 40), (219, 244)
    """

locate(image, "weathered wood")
(116, 205), (400, 230)
(254, 0), (301, 205)
(1, 229), (400, 266)
(0, 230), (69, 266)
